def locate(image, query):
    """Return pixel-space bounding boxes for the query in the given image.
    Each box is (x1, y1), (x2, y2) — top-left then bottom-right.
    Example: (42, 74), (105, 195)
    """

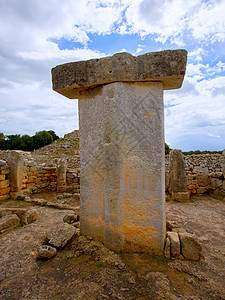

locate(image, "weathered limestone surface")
(52, 50), (187, 98)
(52, 50), (187, 255)
(223, 149), (225, 178)
(169, 149), (189, 202)
(57, 155), (67, 192)
(79, 82), (165, 254)
(8, 151), (24, 196)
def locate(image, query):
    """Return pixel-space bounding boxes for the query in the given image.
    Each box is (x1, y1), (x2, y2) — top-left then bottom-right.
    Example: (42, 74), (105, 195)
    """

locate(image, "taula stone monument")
(52, 50), (187, 255)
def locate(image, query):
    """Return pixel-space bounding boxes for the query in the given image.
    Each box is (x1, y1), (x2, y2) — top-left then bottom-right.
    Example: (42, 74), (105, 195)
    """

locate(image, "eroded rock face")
(63, 212), (78, 224)
(57, 155), (67, 192)
(8, 151), (24, 195)
(52, 50), (187, 98)
(167, 231), (180, 258)
(0, 214), (20, 234)
(52, 49), (187, 255)
(169, 149), (189, 202)
(222, 149), (225, 178)
(45, 223), (76, 249)
(179, 232), (202, 261)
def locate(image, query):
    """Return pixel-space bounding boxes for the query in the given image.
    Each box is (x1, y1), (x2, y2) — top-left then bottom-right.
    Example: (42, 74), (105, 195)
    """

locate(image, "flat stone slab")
(52, 49), (187, 98)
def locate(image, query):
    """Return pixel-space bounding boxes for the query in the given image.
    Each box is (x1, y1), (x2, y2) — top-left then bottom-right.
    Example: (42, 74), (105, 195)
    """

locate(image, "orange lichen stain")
(144, 112), (156, 118)
(120, 222), (162, 254)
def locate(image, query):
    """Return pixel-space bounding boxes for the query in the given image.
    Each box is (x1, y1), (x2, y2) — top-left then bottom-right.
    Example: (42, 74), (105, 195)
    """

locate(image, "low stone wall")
(0, 149), (224, 202)
(0, 150), (80, 201)
(0, 163), (10, 201)
(166, 153), (225, 196)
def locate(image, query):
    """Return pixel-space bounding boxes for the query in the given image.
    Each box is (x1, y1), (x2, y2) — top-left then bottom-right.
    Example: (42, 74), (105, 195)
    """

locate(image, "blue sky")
(0, 0), (224, 151)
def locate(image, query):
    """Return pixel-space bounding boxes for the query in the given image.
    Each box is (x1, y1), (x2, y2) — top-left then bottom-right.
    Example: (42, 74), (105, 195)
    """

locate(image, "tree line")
(0, 130), (59, 151)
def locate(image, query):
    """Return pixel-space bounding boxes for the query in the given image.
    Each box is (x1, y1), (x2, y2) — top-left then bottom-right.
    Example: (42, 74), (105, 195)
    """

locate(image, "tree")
(165, 143), (171, 155)
(0, 133), (6, 149)
(4, 134), (21, 150)
(47, 130), (59, 141)
(20, 135), (34, 151)
(33, 131), (53, 149)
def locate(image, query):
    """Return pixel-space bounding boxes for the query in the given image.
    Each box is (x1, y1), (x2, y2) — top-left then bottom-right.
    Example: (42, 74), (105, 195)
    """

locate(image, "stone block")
(45, 223), (77, 249)
(197, 187), (207, 194)
(172, 191), (189, 202)
(0, 194), (10, 201)
(0, 174), (5, 181)
(79, 82), (166, 255)
(179, 232), (202, 261)
(52, 49), (187, 255)
(196, 171), (210, 187)
(223, 149), (225, 178)
(164, 237), (170, 259)
(8, 151), (24, 192)
(169, 149), (188, 196)
(0, 187), (10, 196)
(52, 50), (187, 98)
(37, 245), (57, 259)
(0, 214), (20, 234)
(0, 180), (9, 189)
(167, 231), (180, 258)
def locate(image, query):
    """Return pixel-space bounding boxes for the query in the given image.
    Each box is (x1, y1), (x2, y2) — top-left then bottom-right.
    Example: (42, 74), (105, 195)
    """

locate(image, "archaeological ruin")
(51, 50), (188, 255)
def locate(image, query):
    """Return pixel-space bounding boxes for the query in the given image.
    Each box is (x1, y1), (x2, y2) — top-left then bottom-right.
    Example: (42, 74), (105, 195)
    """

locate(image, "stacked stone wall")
(166, 153), (225, 196)
(0, 150), (80, 201)
(0, 164), (10, 201)
(0, 149), (224, 202)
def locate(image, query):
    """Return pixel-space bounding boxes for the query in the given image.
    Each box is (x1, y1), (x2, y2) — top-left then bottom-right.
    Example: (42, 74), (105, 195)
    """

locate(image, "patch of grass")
(109, 248), (126, 259)
(89, 262), (105, 268)
(56, 139), (66, 144)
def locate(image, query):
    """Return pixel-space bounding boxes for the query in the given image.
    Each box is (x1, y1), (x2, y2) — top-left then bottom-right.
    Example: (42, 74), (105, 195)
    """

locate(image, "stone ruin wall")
(0, 150), (80, 201)
(0, 149), (224, 202)
(165, 153), (225, 196)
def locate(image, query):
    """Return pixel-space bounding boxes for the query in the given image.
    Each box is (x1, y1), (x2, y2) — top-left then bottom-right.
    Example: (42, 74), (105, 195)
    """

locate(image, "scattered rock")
(179, 232), (202, 261)
(63, 212), (78, 224)
(21, 209), (38, 225)
(164, 237), (170, 259)
(167, 231), (180, 258)
(45, 223), (77, 249)
(0, 159), (7, 166)
(0, 214), (20, 234)
(166, 220), (178, 231)
(37, 245), (57, 259)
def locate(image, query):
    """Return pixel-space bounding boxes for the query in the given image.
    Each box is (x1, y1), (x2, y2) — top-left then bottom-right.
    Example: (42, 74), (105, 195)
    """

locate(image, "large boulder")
(167, 231), (180, 258)
(179, 232), (202, 261)
(52, 50), (187, 98)
(45, 223), (76, 249)
(0, 214), (20, 234)
(169, 149), (189, 202)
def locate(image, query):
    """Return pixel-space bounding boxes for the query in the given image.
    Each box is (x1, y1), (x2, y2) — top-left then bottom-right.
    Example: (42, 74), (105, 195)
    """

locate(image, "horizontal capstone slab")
(52, 49), (187, 98)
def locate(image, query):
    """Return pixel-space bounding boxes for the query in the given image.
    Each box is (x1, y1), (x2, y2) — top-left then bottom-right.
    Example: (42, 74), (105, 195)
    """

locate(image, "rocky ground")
(0, 193), (224, 299)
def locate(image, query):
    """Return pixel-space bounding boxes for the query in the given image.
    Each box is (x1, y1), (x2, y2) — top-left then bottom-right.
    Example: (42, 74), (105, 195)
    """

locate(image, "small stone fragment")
(167, 231), (180, 258)
(45, 223), (76, 249)
(22, 209), (38, 225)
(37, 245), (57, 259)
(164, 237), (170, 259)
(63, 212), (78, 224)
(0, 214), (20, 234)
(179, 232), (202, 261)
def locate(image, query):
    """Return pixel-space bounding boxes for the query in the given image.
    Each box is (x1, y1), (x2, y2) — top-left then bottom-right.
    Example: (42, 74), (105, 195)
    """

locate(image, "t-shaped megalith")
(52, 49), (187, 255)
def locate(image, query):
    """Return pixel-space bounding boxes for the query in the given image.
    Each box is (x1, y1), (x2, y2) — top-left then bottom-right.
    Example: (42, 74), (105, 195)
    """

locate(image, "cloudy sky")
(0, 0), (224, 151)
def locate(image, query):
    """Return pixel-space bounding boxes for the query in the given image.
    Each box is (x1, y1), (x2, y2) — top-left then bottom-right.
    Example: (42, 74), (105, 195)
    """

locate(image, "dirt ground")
(0, 194), (224, 300)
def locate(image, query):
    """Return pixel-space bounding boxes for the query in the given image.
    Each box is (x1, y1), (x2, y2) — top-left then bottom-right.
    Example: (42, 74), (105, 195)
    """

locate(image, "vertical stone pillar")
(8, 151), (24, 199)
(222, 149), (225, 178)
(52, 50), (187, 255)
(169, 149), (189, 202)
(57, 155), (68, 193)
